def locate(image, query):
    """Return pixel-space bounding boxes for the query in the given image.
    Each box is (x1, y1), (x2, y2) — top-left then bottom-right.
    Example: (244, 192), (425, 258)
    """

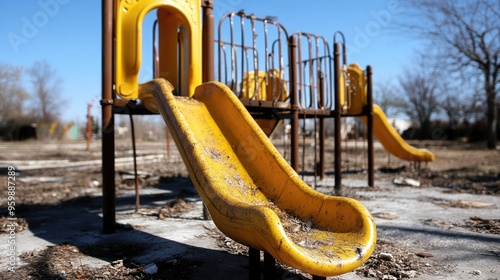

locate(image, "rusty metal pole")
(202, 0), (214, 83)
(248, 248), (260, 280)
(129, 114), (140, 212)
(101, 0), (115, 234)
(263, 252), (277, 280)
(366, 65), (374, 187)
(333, 43), (342, 193)
(318, 71), (326, 179)
(86, 102), (92, 151)
(289, 36), (299, 171)
(153, 20), (172, 160)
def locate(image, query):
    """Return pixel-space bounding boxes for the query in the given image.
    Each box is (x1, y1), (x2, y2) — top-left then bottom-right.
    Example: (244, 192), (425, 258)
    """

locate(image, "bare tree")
(442, 91), (484, 126)
(403, 0), (500, 148)
(0, 63), (28, 123)
(28, 60), (63, 123)
(398, 60), (441, 139)
(374, 81), (406, 118)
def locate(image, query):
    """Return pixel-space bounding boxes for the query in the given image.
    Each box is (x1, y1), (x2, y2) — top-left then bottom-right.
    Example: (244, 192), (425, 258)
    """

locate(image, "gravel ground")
(0, 138), (499, 279)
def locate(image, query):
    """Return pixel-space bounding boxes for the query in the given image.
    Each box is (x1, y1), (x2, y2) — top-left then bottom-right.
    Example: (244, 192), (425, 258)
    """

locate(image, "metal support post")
(202, 0), (214, 83)
(333, 43), (342, 193)
(263, 252), (277, 280)
(318, 71), (326, 179)
(289, 36), (299, 171)
(101, 0), (115, 233)
(366, 65), (374, 187)
(248, 248), (260, 280)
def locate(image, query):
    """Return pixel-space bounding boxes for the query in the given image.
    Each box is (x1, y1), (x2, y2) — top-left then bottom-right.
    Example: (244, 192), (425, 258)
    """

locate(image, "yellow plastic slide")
(361, 105), (435, 162)
(139, 79), (376, 277)
(344, 63), (434, 162)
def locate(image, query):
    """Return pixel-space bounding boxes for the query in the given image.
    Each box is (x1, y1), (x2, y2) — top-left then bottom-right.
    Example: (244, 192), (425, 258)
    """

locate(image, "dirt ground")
(0, 138), (499, 279)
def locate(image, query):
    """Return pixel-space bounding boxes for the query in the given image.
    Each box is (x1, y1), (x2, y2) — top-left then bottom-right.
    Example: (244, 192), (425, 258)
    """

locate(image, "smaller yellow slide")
(364, 105), (435, 162)
(344, 64), (434, 162)
(139, 79), (376, 277)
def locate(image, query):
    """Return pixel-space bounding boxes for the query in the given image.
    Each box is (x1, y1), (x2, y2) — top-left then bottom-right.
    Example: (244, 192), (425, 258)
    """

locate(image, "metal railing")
(217, 11), (289, 104)
(292, 32), (333, 110)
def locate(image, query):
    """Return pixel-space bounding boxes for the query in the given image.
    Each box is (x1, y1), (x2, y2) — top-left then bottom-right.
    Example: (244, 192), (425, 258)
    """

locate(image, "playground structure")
(100, 0), (433, 278)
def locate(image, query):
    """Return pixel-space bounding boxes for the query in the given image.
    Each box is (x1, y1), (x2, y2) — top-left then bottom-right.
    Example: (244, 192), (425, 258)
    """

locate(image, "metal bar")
(275, 23), (285, 104)
(301, 115), (306, 179)
(333, 43), (342, 193)
(221, 46), (228, 86)
(153, 20), (159, 78)
(296, 34), (303, 108)
(86, 102), (92, 151)
(319, 71), (326, 179)
(263, 19), (269, 73)
(321, 38), (333, 110)
(239, 14), (245, 97)
(177, 29), (183, 95)
(307, 35), (314, 109)
(289, 35), (299, 171)
(243, 47), (252, 99)
(251, 17), (259, 101)
(217, 13), (224, 84)
(101, 0), (115, 234)
(366, 65), (374, 187)
(202, 0), (214, 82)
(129, 113), (140, 213)
(248, 248), (260, 280)
(263, 252), (276, 280)
(229, 14), (237, 90)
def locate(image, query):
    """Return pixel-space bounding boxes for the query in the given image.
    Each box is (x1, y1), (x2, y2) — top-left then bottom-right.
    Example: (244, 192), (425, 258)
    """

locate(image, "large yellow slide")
(139, 79), (376, 277)
(344, 64), (434, 162)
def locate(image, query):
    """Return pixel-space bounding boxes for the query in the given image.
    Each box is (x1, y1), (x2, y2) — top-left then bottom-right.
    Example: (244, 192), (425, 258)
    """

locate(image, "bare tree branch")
(28, 60), (63, 123)
(398, 55), (442, 139)
(0, 62), (28, 123)
(402, 0), (499, 147)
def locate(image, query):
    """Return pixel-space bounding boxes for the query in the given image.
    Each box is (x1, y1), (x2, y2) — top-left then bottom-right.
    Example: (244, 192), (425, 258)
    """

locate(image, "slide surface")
(362, 105), (435, 162)
(139, 79), (376, 277)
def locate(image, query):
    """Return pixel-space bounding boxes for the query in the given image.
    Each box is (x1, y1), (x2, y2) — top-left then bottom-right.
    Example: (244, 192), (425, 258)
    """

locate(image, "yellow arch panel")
(115, 0), (202, 99)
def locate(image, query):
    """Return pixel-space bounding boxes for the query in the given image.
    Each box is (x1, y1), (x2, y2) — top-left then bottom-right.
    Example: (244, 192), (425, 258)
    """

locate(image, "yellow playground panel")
(241, 69), (289, 102)
(115, 0), (202, 98)
(241, 69), (289, 136)
(342, 64), (367, 115)
(111, 0), (379, 277)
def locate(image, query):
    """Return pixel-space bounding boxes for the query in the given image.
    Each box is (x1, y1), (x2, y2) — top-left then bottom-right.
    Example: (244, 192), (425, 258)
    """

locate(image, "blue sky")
(0, 0), (421, 123)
